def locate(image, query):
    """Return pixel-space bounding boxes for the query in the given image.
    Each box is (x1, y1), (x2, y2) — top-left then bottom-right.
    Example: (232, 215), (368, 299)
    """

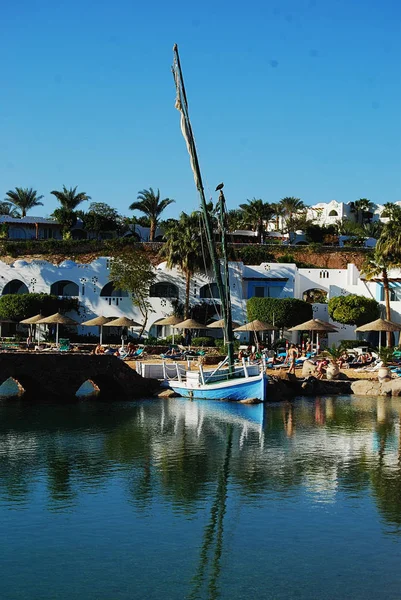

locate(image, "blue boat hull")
(169, 373), (267, 402)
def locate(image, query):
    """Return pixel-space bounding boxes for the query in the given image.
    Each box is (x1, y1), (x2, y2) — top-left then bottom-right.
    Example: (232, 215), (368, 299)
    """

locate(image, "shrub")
(0, 293), (79, 321)
(215, 338), (240, 353)
(328, 294), (379, 326)
(191, 336), (216, 347)
(229, 245), (275, 264)
(247, 297), (313, 329)
(338, 339), (371, 350)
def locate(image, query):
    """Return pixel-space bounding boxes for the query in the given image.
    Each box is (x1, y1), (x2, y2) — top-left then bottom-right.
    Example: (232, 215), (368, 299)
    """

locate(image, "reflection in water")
(1, 397), (401, 598)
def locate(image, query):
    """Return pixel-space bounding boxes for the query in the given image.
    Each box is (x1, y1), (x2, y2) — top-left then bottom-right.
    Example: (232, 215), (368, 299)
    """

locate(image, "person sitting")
(316, 359), (328, 379)
(94, 344), (104, 355)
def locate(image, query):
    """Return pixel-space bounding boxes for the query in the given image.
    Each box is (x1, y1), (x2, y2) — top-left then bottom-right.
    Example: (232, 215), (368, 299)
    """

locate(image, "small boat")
(168, 360), (266, 401)
(170, 45), (268, 402)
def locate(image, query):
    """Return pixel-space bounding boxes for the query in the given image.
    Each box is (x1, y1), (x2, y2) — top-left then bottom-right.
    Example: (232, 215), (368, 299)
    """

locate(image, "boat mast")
(217, 188), (234, 372)
(172, 44), (234, 371)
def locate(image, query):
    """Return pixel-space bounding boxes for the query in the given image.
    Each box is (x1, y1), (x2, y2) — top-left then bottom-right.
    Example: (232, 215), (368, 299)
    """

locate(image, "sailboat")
(167, 45), (267, 402)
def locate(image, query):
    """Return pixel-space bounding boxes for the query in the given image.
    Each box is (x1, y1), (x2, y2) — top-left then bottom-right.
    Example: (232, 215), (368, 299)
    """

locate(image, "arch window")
(199, 283), (220, 299)
(50, 280), (79, 297)
(319, 270), (329, 279)
(2, 279), (29, 295)
(149, 282), (179, 298)
(100, 282), (129, 298)
(302, 288), (328, 304)
(328, 210), (338, 217)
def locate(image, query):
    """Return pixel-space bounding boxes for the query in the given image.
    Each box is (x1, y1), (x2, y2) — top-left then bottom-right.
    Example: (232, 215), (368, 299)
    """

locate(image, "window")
(149, 282), (179, 298)
(328, 210), (338, 217)
(2, 279), (29, 295)
(50, 280), (79, 297)
(100, 281), (129, 297)
(200, 283), (220, 299)
(254, 286), (265, 297)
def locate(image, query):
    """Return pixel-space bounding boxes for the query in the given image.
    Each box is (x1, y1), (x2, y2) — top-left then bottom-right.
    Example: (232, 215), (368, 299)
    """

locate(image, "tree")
(109, 251), (156, 336)
(0, 293), (78, 321)
(247, 297), (312, 329)
(349, 198), (374, 224)
(0, 201), (20, 218)
(160, 211), (208, 318)
(129, 188), (175, 242)
(5, 188), (44, 217)
(238, 198), (273, 243)
(381, 202), (401, 222)
(226, 209), (243, 232)
(362, 252), (396, 345)
(270, 203), (285, 232)
(81, 203), (123, 239)
(328, 294), (379, 326)
(51, 186), (91, 239)
(279, 197), (307, 241)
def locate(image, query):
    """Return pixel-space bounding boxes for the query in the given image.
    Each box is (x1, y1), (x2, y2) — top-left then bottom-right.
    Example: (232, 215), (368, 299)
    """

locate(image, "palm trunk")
(382, 268), (393, 346)
(149, 219), (156, 242)
(184, 271), (190, 318)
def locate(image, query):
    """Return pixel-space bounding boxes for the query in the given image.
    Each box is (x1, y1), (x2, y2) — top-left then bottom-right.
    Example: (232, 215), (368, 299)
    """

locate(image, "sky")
(0, 0), (400, 220)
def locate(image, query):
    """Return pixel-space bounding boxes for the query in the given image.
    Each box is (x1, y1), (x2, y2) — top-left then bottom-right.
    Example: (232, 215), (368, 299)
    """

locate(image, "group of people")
(93, 342), (139, 359)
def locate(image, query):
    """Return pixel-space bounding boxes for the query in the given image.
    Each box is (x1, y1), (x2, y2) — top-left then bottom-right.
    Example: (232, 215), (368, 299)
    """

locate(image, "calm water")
(0, 396), (401, 600)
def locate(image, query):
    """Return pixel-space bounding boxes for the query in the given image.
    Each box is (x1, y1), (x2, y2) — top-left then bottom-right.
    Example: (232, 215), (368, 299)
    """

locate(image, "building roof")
(0, 216), (59, 225)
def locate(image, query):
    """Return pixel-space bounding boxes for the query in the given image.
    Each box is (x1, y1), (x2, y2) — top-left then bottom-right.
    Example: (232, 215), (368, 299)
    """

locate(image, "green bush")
(229, 245), (275, 264)
(247, 297), (312, 329)
(215, 338), (240, 352)
(338, 339), (371, 350)
(328, 294), (379, 326)
(0, 293), (79, 321)
(191, 336), (216, 347)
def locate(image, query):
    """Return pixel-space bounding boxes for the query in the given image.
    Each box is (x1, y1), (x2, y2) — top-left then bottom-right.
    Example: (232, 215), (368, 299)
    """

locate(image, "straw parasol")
(355, 318), (401, 349)
(155, 315), (183, 344)
(20, 314), (44, 343)
(174, 318), (206, 329)
(81, 316), (116, 346)
(103, 316), (142, 349)
(37, 312), (78, 345)
(288, 318), (337, 353)
(207, 319), (241, 329)
(233, 319), (278, 332)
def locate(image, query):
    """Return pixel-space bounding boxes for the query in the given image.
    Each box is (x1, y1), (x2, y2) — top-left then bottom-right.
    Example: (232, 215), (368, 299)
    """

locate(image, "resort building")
(0, 256), (400, 348)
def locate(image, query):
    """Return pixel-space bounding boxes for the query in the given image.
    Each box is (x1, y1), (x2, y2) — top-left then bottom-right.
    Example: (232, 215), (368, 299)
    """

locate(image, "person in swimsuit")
(287, 344), (298, 375)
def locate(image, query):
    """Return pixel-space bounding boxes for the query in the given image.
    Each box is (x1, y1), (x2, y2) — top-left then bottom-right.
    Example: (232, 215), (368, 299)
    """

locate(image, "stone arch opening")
(149, 282), (179, 298)
(302, 288), (328, 303)
(2, 279), (29, 295)
(100, 282), (129, 298)
(199, 283), (220, 299)
(50, 280), (79, 297)
(328, 210), (338, 217)
(80, 374), (126, 398)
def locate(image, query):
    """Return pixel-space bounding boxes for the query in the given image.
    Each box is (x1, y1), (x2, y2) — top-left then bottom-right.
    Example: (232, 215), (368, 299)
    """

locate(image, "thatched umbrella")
(207, 319), (241, 329)
(155, 315), (183, 344)
(355, 318), (401, 349)
(103, 316), (142, 349)
(20, 314), (43, 344)
(81, 316), (116, 346)
(174, 318), (206, 346)
(288, 318), (337, 352)
(37, 313), (78, 345)
(233, 319), (278, 332)
(234, 319), (278, 349)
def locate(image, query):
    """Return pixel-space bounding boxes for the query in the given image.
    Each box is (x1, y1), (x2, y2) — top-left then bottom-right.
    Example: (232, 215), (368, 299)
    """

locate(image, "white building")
(0, 256), (400, 347)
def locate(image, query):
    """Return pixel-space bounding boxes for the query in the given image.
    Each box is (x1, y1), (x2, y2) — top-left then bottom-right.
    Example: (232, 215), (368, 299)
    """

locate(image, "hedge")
(0, 293), (79, 321)
(247, 297), (313, 329)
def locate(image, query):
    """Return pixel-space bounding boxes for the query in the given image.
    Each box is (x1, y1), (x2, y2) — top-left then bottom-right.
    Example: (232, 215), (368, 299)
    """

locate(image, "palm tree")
(279, 197), (306, 242)
(381, 202), (401, 222)
(238, 198), (273, 243)
(0, 202), (20, 218)
(160, 211), (208, 317)
(349, 198), (374, 224)
(362, 252), (394, 345)
(51, 186), (91, 238)
(129, 188), (175, 242)
(270, 202), (285, 231)
(50, 186), (90, 210)
(5, 187), (44, 217)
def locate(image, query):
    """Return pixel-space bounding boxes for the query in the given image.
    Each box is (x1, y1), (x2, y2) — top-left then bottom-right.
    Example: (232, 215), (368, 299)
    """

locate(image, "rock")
(351, 380), (382, 396)
(156, 388), (180, 398)
(0, 377), (25, 399)
(302, 360), (317, 378)
(326, 363), (340, 380)
(380, 379), (401, 397)
(239, 397), (262, 404)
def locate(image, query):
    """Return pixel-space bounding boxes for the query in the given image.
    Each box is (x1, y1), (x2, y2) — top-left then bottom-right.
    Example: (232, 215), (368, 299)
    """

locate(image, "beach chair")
(59, 338), (70, 352)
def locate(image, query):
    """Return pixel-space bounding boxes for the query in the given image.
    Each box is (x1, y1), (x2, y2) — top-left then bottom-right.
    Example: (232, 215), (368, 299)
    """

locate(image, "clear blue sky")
(0, 0), (400, 219)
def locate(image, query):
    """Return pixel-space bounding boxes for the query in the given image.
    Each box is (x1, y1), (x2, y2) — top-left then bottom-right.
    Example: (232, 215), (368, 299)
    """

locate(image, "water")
(0, 396), (401, 600)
